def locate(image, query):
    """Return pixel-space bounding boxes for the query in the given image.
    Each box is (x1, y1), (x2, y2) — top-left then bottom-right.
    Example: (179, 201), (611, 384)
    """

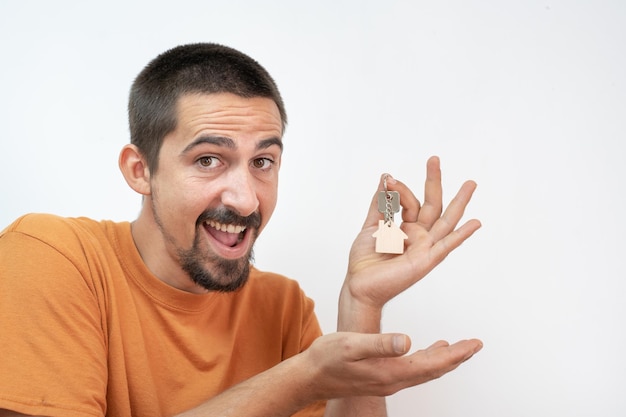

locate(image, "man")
(0, 43), (482, 417)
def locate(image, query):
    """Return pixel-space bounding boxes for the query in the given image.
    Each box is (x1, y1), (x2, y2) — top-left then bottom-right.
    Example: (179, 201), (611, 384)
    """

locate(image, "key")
(372, 176), (407, 254)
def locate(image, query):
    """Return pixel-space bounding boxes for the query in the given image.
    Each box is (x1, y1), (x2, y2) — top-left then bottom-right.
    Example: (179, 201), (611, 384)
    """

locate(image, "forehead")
(172, 92), (283, 141)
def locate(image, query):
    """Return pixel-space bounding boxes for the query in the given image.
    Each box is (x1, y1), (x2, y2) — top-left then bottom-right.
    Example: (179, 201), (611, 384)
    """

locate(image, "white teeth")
(206, 220), (246, 234)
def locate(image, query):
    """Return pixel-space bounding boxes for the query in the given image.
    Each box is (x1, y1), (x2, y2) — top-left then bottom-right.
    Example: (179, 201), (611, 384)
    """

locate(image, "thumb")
(357, 333), (412, 358)
(361, 174), (393, 229)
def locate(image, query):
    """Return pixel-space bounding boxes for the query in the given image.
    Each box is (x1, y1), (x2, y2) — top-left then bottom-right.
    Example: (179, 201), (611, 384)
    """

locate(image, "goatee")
(178, 207), (261, 292)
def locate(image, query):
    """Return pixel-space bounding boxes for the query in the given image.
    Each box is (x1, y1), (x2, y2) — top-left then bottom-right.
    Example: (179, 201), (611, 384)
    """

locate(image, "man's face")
(147, 92), (283, 293)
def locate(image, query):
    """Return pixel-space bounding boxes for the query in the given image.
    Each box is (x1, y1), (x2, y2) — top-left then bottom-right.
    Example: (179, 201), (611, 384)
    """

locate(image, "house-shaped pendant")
(372, 220), (408, 254)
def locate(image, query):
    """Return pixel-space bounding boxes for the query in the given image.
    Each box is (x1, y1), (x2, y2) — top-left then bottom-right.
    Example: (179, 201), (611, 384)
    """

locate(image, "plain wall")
(1, 1), (625, 415)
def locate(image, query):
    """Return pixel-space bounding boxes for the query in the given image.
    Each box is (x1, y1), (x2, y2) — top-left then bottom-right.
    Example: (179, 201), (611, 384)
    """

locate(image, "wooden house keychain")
(372, 174), (408, 254)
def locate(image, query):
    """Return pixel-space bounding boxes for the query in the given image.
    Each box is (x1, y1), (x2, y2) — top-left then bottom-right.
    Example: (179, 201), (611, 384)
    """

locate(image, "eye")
(197, 156), (223, 169)
(252, 158), (274, 170)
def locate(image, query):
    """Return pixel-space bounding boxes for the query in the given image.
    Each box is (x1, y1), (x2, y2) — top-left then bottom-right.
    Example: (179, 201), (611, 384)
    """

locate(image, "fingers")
(352, 335), (483, 386)
(381, 156), (444, 229)
(362, 157), (480, 242)
(423, 339), (483, 361)
(416, 156), (443, 229)
(361, 174), (420, 228)
(389, 177), (421, 224)
(363, 156), (446, 229)
(343, 335), (483, 394)
(429, 179), (479, 242)
(410, 338), (483, 379)
(328, 332), (482, 367)
(361, 175), (390, 229)
(308, 333), (482, 399)
(430, 218), (482, 264)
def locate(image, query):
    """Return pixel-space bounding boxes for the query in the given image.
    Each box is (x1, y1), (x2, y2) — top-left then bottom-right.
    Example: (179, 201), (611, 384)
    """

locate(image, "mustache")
(197, 207), (262, 230)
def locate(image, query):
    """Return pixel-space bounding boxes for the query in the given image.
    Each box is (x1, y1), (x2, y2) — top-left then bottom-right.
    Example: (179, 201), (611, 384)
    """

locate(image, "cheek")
(258, 185), (278, 227)
(177, 184), (217, 220)
(154, 179), (206, 225)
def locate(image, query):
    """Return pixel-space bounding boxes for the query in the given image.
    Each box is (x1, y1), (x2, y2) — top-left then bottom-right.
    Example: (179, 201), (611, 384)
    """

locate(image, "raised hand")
(339, 156), (481, 330)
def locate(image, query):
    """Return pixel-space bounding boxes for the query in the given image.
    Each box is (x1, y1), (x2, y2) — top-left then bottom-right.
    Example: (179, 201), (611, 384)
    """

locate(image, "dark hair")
(128, 43), (287, 172)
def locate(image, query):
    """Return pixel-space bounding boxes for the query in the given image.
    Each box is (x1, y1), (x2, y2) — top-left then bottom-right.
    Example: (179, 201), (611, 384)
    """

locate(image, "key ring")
(382, 174), (395, 226)
(374, 174), (407, 254)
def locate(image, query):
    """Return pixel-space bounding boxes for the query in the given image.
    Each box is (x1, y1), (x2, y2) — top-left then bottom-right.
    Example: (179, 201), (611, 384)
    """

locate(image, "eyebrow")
(181, 136), (283, 155)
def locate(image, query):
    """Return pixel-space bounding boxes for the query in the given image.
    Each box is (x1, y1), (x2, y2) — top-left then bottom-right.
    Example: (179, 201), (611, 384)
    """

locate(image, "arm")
(326, 156), (483, 416)
(1, 328), (479, 417)
(0, 158), (481, 417)
(172, 355), (314, 417)
(181, 157), (483, 417)
(0, 219), (108, 417)
(174, 331), (479, 417)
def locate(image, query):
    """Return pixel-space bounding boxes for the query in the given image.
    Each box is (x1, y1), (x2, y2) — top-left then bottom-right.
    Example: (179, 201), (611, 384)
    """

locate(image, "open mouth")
(204, 220), (247, 248)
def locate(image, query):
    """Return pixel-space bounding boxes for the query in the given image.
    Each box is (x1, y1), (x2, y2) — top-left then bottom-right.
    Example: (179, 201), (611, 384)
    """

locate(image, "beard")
(178, 239), (254, 292)
(153, 200), (262, 292)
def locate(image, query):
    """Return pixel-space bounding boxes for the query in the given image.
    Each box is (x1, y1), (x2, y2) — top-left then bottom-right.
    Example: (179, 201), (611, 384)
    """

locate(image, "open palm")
(344, 156), (482, 309)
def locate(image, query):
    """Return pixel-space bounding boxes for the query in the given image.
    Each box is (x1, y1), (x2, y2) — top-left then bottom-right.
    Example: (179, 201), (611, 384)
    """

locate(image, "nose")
(220, 166), (259, 217)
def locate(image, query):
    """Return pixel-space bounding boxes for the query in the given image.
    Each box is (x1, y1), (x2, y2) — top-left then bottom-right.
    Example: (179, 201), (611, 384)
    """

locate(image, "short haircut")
(128, 43), (287, 172)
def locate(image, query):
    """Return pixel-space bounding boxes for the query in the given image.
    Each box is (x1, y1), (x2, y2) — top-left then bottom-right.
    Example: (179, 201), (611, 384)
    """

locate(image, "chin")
(181, 247), (254, 293)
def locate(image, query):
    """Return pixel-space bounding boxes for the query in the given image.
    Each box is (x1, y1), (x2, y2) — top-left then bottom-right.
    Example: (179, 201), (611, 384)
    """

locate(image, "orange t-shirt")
(0, 214), (325, 417)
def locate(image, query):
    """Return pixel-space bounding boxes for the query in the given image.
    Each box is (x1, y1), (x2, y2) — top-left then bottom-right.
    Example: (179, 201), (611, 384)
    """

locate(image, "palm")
(344, 157), (481, 309)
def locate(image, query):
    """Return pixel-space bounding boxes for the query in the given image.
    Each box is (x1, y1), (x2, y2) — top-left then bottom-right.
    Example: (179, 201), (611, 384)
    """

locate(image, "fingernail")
(393, 335), (407, 354)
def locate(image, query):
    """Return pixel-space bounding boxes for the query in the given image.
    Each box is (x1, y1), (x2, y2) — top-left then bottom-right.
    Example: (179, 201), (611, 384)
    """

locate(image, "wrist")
(337, 284), (383, 333)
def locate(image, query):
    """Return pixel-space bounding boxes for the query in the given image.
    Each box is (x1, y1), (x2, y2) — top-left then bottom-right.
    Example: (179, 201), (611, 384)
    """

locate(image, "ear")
(119, 144), (151, 195)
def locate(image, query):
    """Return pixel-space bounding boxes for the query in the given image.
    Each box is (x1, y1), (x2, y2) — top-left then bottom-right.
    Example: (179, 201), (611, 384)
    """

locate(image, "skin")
(326, 157), (483, 415)
(340, 157), (482, 331)
(0, 97), (483, 417)
(119, 92), (284, 294)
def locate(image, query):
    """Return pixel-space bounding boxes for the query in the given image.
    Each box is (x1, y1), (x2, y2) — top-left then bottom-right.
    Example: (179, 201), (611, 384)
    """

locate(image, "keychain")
(372, 174), (408, 254)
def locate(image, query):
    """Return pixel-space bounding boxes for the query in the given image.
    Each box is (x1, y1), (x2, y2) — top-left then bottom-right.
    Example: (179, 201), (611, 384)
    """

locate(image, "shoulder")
(1, 213), (128, 279)
(3, 212), (101, 237)
(0, 213), (129, 313)
(2, 213), (115, 251)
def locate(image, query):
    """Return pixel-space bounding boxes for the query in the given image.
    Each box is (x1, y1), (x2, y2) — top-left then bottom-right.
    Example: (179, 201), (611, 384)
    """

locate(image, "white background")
(1, 1), (625, 416)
